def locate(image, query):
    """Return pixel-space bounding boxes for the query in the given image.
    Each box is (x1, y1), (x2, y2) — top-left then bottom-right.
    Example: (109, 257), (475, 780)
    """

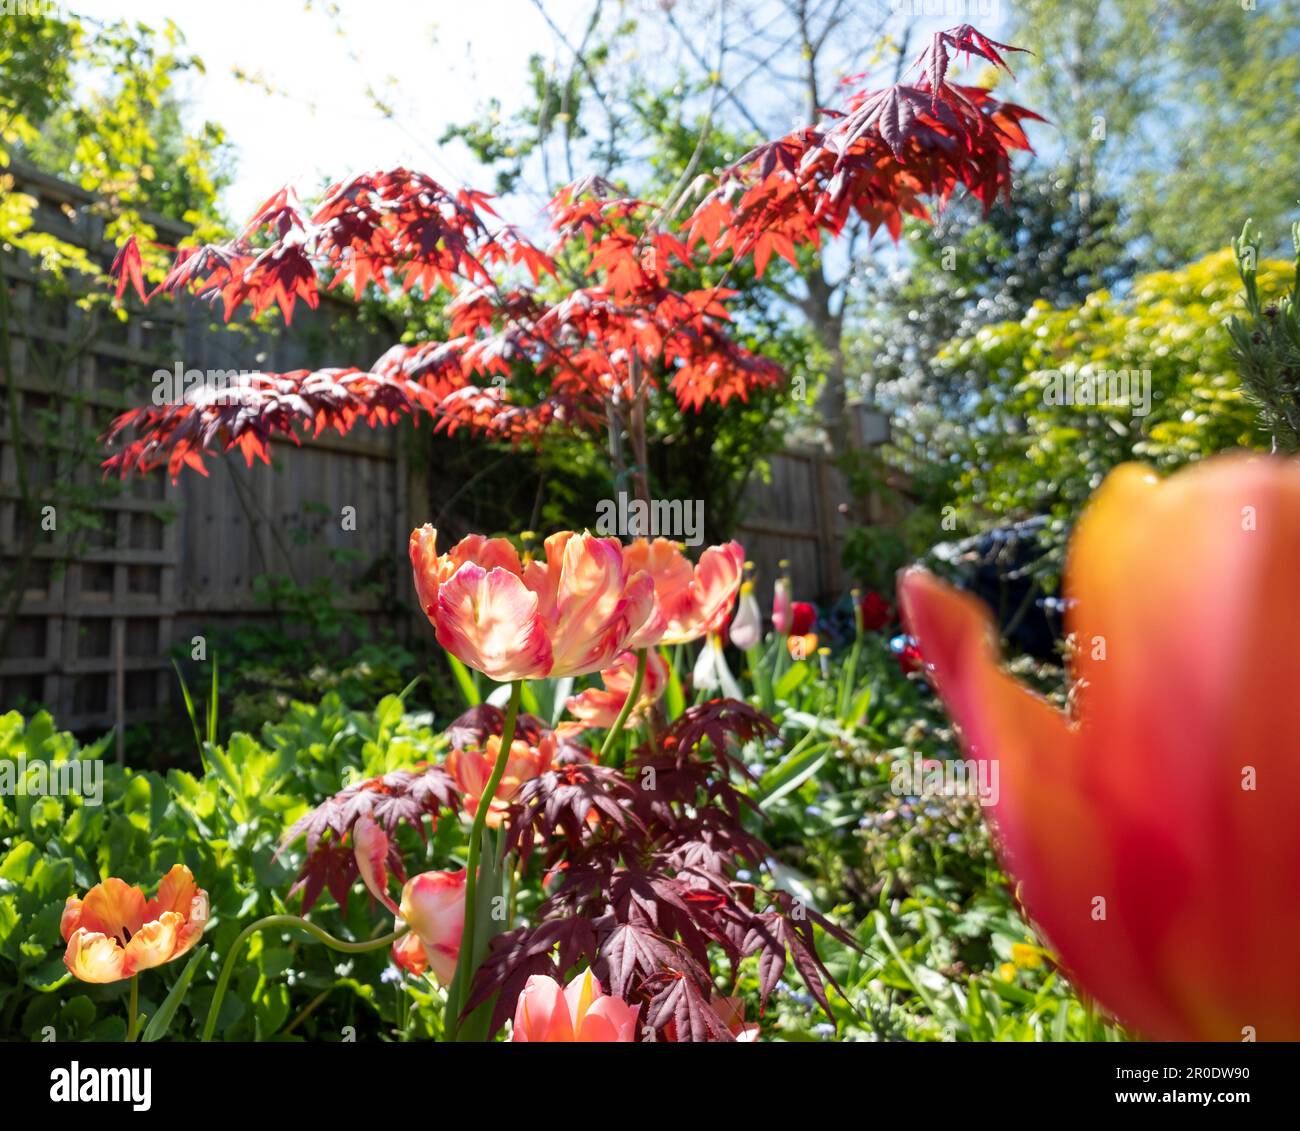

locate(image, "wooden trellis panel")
(0, 164), (413, 738)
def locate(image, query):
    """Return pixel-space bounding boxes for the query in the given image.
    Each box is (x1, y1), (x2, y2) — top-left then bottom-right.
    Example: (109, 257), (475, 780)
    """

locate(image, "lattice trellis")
(1, 166), (183, 733)
(1, 165), (420, 739)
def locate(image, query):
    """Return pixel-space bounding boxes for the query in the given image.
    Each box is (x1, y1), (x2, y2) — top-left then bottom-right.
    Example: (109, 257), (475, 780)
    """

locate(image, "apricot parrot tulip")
(898, 455), (1300, 1041)
(397, 870), (466, 986)
(411, 526), (654, 681)
(447, 736), (551, 826)
(565, 648), (669, 729)
(510, 970), (639, 1042)
(61, 865), (208, 983)
(623, 538), (744, 646)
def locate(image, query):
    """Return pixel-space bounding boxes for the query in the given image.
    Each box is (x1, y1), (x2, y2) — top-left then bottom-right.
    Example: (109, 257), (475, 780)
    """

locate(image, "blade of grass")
(446, 654), (481, 707)
(206, 653), (219, 746)
(171, 659), (203, 755)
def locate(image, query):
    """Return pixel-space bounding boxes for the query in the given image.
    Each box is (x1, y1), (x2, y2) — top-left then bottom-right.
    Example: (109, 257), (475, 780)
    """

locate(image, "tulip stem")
(125, 974), (139, 1042)
(201, 915), (407, 1042)
(451, 679), (522, 1037)
(599, 648), (647, 763)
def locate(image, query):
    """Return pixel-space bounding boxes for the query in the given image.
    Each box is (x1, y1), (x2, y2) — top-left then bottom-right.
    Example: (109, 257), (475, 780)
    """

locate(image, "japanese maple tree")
(104, 25), (1039, 495)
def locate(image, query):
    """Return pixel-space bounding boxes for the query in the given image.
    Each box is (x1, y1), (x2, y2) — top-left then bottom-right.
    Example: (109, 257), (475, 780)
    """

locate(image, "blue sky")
(74, 1), (1018, 234)
(77, 0), (574, 222)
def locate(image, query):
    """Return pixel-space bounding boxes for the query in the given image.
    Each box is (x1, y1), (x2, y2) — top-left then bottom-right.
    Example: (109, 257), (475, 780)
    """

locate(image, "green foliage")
(169, 571), (418, 743)
(727, 624), (1121, 1041)
(0, 697), (456, 1042)
(884, 247), (1291, 567)
(854, 161), (1133, 419)
(1228, 220), (1300, 452)
(1, 12), (230, 268)
(3, 618), (1125, 1044)
(1007, 0), (1300, 265)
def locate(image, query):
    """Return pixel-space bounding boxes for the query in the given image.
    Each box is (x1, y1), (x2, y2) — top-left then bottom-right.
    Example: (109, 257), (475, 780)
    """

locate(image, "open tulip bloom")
(899, 455), (1300, 1040)
(411, 526), (656, 681)
(510, 970), (639, 1042)
(622, 537), (744, 646)
(565, 648), (669, 729)
(61, 865), (208, 984)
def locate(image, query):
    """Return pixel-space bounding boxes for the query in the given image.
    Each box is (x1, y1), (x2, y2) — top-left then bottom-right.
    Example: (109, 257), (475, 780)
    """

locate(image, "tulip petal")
(729, 589), (762, 651)
(391, 931), (428, 976)
(1062, 455), (1300, 1038)
(901, 454), (1300, 1039)
(60, 896), (84, 942)
(547, 535), (634, 675)
(122, 911), (182, 974)
(409, 525), (444, 619)
(398, 870), (466, 987)
(564, 968), (601, 1021)
(353, 814), (399, 915)
(148, 864), (198, 919)
(898, 572), (1153, 1026)
(78, 877), (148, 942)
(578, 994), (640, 1042)
(512, 973), (575, 1042)
(435, 563), (552, 681)
(64, 929), (128, 984)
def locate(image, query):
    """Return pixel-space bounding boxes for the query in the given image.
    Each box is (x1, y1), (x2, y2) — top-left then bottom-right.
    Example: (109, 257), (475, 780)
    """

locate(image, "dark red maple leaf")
(467, 689), (856, 1040)
(642, 970), (736, 1043)
(277, 765), (460, 913)
(662, 697), (778, 772)
(687, 23), (1042, 266)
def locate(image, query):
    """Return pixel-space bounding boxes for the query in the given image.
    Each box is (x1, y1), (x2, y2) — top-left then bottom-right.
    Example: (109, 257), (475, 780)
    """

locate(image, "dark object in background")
(925, 517), (1062, 658)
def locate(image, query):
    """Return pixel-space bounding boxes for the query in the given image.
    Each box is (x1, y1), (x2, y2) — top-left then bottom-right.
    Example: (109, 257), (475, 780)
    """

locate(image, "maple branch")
(201, 916), (408, 1042)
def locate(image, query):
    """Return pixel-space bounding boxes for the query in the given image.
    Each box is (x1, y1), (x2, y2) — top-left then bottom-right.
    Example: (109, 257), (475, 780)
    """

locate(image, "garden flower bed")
(2, 11), (1297, 1116)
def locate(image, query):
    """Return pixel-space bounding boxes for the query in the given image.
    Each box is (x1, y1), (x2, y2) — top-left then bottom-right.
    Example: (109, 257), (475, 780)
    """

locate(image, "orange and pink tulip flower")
(622, 537), (744, 646)
(411, 527), (655, 681)
(510, 969), (639, 1042)
(352, 815), (467, 984)
(61, 865), (208, 983)
(394, 870), (467, 985)
(447, 736), (552, 827)
(899, 455), (1300, 1040)
(565, 648), (669, 729)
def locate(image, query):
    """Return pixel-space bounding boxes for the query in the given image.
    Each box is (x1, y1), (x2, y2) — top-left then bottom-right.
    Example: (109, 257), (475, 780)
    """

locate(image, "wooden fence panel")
(0, 165), (408, 737)
(734, 409), (889, 604)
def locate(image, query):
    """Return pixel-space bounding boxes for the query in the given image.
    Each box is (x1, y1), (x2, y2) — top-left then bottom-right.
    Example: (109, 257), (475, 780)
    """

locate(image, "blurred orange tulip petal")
(898, 455), (1300, 1041)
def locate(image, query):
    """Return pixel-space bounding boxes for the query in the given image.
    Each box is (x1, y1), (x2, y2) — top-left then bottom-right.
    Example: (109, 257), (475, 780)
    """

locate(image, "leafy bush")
(916, 248), (1292, 529)
(0, 695), (447, 1042)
